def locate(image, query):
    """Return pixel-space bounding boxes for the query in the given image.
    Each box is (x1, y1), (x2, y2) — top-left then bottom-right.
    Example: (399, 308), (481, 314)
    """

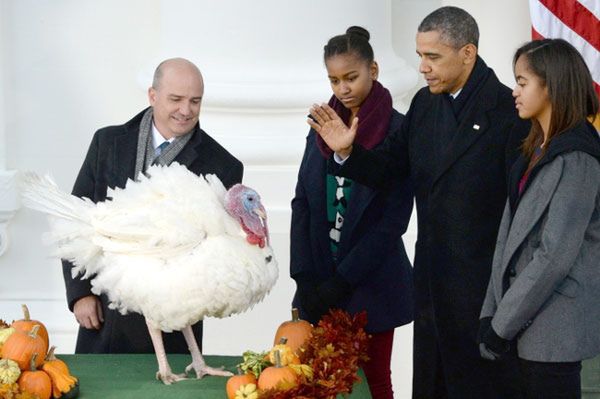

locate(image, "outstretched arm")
(311, 104), (411, 191)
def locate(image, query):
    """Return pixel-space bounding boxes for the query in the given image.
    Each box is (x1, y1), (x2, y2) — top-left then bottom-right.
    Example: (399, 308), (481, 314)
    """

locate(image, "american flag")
(529, 0), (600, 101)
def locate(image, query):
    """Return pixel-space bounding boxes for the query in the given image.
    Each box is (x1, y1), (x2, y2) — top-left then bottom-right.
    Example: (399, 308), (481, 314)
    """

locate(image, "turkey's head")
(224, 184), (269, 248)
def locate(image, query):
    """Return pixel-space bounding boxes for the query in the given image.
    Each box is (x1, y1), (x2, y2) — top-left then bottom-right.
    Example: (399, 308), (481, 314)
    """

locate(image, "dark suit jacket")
(63, 108), (243, 353)
(290, 110), (414, 333)
(340, 62), (530, 397)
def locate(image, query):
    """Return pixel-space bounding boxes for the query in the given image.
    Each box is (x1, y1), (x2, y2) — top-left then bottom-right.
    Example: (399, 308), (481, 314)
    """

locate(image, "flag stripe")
(578, 0), (600, 20)
(531, 27), (543, 40)
(539, 0), (600, 51)
(530, 0), (600, 85)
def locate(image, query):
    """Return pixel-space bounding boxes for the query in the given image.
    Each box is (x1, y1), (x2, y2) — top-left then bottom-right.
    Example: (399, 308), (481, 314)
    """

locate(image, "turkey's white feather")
(21, 163), (278, 331)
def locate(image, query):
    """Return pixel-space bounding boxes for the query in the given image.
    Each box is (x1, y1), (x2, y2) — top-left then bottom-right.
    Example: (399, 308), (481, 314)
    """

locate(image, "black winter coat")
(339, 59), (530, 398)
(63, 108), (243, 354)
(290, 110), (414, 333)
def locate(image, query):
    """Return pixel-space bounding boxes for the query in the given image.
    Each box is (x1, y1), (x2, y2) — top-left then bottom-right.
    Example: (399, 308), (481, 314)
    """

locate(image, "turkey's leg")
(146, 320), (187, 384)
(181, 325), (233, 378)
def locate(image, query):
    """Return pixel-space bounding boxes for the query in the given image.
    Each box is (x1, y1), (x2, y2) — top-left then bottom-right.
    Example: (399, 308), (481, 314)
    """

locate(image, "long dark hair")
(515, 39), (599, 159)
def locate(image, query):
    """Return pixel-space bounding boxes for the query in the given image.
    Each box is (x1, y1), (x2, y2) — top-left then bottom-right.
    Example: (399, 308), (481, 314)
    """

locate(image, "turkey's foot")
(180, 325), (234, 379)
(184, 362), (233, 379)
(156, 369), (187, 385)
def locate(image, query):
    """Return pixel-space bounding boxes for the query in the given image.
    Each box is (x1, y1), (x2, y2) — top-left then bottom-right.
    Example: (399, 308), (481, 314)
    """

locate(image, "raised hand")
(307, 103), (358, 158)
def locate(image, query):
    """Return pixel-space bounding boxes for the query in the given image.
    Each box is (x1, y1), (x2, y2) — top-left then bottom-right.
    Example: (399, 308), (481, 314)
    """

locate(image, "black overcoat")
(63, 108), (243, 354)
(290, 110), (414, 333)
(340, 61), (530, 398)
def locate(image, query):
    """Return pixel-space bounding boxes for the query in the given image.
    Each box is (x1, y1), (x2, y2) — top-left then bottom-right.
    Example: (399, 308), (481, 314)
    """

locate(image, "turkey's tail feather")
(20, 172), (93, 223)
(20, 172), (100, 278)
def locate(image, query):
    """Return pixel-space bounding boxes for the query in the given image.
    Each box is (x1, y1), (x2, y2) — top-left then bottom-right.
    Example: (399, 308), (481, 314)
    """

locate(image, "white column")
(0, 1), (20, 256)
(138, 0), (417, 165)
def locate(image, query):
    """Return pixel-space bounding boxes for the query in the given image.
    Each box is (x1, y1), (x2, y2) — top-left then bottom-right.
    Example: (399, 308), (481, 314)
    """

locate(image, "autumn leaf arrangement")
(227, 309), (369, 399)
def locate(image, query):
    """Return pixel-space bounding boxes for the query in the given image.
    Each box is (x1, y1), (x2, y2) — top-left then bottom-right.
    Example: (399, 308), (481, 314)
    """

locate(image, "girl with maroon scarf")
(290, 26), (414, 399)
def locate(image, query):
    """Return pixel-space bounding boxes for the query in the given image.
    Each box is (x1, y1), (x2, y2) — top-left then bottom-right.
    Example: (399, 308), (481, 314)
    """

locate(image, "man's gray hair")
(152, 60), (168, 89)
(418, 6), (479, 49)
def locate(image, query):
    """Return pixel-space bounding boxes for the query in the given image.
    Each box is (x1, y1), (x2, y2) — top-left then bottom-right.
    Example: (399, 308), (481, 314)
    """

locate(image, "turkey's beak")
(254, 207), (267, 227)
(254, 206), (269, 245)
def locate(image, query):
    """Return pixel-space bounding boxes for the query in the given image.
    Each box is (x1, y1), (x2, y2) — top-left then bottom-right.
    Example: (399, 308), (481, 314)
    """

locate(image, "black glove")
(294, 273), (352, 324)
(480, 321), (511, 361)
(316, 273), (352, 310)
(294, 274), (328, 324)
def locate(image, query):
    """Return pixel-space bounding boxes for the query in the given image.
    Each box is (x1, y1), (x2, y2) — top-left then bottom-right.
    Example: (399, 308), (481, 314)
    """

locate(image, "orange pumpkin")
(11, 304), (49, 349)
(273, 308), (312, 354)
(17, 353), (52, 399)
(257, 350), (297, 391)
(2, 325), (48, 371)
(226, 369), (257, 399)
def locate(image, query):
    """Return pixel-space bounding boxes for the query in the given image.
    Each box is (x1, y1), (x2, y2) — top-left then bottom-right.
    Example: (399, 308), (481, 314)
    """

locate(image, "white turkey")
(20, 162), (278, 384)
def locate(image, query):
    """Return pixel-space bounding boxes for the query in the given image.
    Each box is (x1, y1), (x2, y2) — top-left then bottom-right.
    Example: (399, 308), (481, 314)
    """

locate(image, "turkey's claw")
(184, 362), (234, 379)
(156, 370), (187, 385)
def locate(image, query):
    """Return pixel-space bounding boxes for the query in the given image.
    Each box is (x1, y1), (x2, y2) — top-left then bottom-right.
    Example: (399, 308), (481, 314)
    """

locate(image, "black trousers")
(519, 358), (582, 399)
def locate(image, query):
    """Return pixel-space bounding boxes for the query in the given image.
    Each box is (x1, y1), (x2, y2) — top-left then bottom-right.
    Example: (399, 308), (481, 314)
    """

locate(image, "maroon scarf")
(316, 80), (393, 158)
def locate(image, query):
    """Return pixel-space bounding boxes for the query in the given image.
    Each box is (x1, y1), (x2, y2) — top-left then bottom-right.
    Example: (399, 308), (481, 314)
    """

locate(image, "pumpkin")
(11, 304), (50, 349)
(273, 308), (312, 354)
(2, 325), (49, 371)
(257, 351), (297, 391)
(0, 359), (21, 384)
(268, 337), (300, 366)
(226, 369), (257, 399)
(42, 346), (79, 399)
(17, 354), (52, 399)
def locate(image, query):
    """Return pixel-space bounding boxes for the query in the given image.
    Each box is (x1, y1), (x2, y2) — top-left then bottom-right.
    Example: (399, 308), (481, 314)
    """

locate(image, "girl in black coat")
(290, 26), (414, 399)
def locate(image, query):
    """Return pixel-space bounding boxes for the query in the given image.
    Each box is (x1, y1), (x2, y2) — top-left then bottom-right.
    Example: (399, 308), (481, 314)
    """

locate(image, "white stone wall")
(0, 1), (530, 397)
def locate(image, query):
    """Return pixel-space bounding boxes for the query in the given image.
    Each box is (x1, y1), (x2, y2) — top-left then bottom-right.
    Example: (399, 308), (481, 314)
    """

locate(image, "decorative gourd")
(0, 359), (21, 384)
(0, 326), (16, 355)
(273, 308), (312, 354)
(42, 346), (79, 399)
(268, 337), (300, 366)
(238, 350), (271, 379)
(234, 383), (258, 399)
(2, 325), (49, 370)
(257, 351), (297, 391)
(11, 305), (49, 349)
(17, 354), (52, 399)
(226, 369), (257, 399)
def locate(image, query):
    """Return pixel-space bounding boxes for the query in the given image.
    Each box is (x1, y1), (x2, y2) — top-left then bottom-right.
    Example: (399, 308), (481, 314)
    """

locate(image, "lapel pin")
(473, 124), (480, 130)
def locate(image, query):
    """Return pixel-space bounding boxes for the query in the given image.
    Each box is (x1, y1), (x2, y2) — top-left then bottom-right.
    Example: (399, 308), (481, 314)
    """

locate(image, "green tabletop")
(61, 354), (372, 398)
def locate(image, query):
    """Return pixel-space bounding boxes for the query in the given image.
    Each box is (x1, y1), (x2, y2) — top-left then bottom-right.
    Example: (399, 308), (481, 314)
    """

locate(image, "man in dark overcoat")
(309, 7), (529, 398)
(63, 58), (243, 354)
